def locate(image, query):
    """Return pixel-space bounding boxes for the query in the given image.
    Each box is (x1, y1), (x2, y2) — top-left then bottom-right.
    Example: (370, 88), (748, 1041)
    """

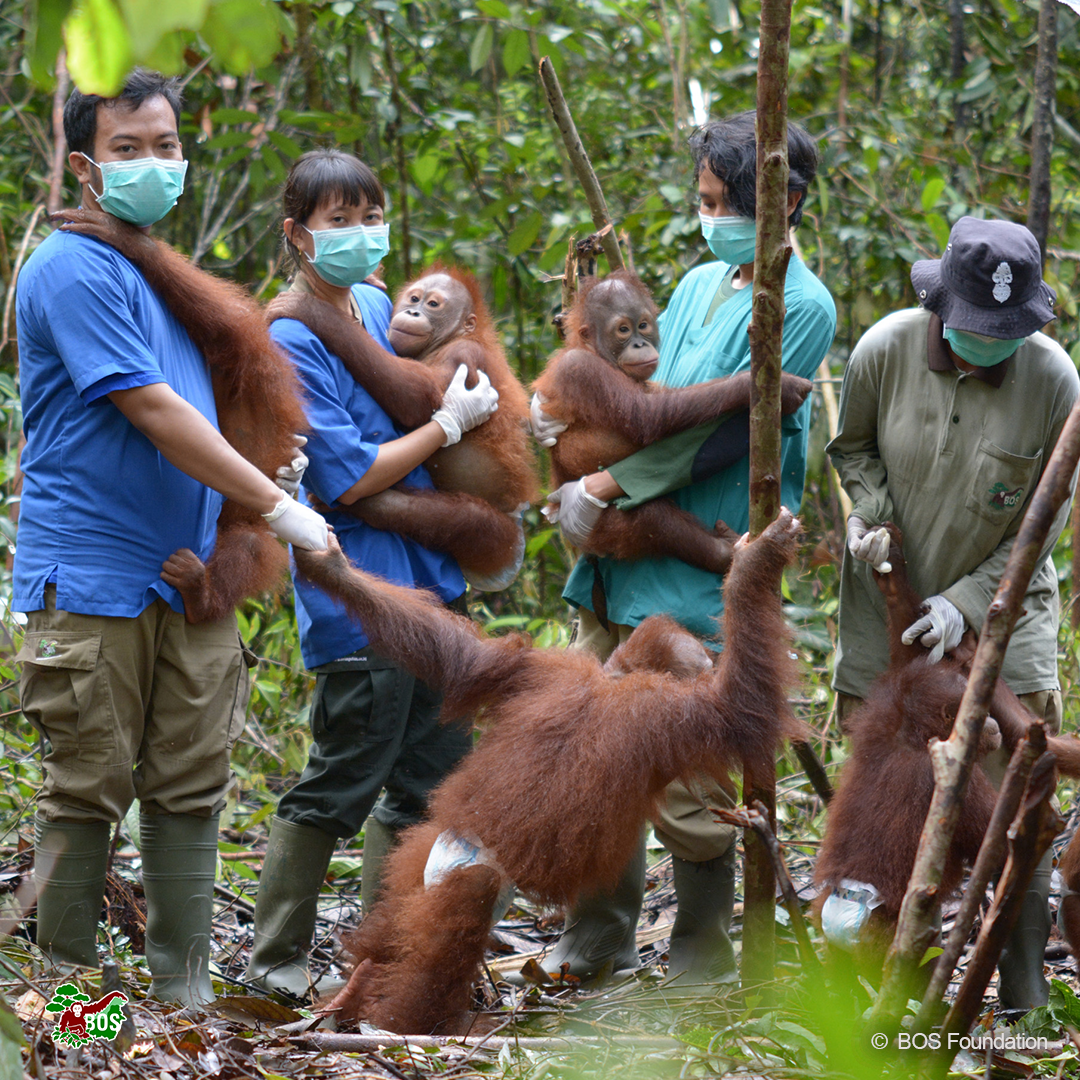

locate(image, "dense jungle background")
(6, 0), (1080, 1076)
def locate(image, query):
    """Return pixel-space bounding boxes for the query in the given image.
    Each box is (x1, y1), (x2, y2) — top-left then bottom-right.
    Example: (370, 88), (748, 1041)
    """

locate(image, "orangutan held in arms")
(533, 271), (813, 574)
(269, 266), (537, 589)
(51, 206), (308, 623)
(293, 508), (806, 1034)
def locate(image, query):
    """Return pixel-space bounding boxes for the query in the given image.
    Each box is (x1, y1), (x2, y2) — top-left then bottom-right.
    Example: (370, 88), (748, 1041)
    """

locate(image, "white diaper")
(424, 830), (516, 924)
(821, 878), (884, 951)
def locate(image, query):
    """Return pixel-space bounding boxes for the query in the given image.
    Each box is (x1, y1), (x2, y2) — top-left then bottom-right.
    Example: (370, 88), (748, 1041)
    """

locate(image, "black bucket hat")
(910, 216), (1056, 338)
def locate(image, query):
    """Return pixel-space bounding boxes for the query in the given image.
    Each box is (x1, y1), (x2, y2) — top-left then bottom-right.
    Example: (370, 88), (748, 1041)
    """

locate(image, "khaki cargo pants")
(575, 607), (737, 862)
(19, 587), (250, 823)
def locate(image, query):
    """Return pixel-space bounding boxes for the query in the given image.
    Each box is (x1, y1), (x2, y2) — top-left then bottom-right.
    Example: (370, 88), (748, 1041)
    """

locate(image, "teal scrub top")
(563, 255), (836, 642)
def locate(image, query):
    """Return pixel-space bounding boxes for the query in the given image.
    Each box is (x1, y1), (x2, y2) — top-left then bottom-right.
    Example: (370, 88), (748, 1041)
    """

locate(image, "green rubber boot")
(245, 817), (337, 1000)
(360, 817), (397, 914)
(508, 836), (645, 987)
(664, 846), (738, 990)
(34, 816), (111, 969)
(140, 813), (220, 1007)
(997, 854), (1052, 1011)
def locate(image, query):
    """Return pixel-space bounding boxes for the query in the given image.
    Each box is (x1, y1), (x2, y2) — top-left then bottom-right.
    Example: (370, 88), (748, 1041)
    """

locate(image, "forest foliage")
(5, 0), (1080, 1071)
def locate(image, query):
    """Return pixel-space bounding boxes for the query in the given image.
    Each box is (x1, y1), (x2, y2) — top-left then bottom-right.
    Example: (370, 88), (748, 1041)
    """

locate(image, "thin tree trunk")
(296, 2), (324, 112)
(379, 12), (411, 281)
(949, 0), (967, 132)
(924, 746), (1062, 1079)
(538, 59), (623, 273)
(914, 725), (1045, 1032)
(718, 803), (820, 971)
(1027, 0), (1058, 262)
(836, 0), (852, 140)
(868, 399), (1080, 1031)
(46, 52), (69, 215)
(741, 0), (794, 998)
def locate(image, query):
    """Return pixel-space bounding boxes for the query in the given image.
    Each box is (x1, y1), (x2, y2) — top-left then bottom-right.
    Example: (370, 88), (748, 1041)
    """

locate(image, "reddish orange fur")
(533, 271), (810, 573)
(296, 511), (805, 1033)
(814, 523), (1080, 967)
(267, 264), (536, 580)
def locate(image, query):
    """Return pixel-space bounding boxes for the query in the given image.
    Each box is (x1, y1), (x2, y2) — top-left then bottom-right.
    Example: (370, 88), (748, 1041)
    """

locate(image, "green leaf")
(64, 0), (135, 96)
(925, 212), (950, 251)
(267, 130), (304, 159)
(469, 21), (493, 73)
(201, 0), (284, 76)
(502, 28), (530, 76)
(117, 0), (208, 58)
(142, 30), (190, 74)
(476, 0), (510, 15)
(210, 107), (257, 125)
(411, 154), (440, 185)
(28, 0), (76, 88)
(0, 995), (25, 1080)
(205, 130), (253, 150)
(507, 210), (543, 255)
(920, 177), (946, 212)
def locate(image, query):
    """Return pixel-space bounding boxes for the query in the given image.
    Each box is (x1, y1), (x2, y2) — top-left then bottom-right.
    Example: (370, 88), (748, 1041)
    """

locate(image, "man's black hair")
(688, 110), (819, 228)
(63, 69), (183, 157)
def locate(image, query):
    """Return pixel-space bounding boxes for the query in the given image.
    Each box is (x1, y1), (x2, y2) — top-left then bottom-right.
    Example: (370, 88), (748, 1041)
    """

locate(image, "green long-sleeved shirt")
(828, 307), (1079, 698)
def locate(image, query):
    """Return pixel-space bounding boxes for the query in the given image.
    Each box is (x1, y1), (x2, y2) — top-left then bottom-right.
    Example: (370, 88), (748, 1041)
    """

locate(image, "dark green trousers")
(276, 653), (471, 838)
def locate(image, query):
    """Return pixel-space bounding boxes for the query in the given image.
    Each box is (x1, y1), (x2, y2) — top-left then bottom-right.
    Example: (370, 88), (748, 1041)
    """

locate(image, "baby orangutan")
(293, 508), (806, 1034)
(814, 523), (1080, 972)
(270, 265), (537, 589)
(534, 271), (812, 573)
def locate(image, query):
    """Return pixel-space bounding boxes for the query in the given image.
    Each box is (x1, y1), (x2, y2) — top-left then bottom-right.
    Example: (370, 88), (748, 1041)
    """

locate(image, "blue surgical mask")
(83, 154), (187, 226)
(303, 223), (390, 288)
(943, 327), (1024, 368)
(699, 211), (757, 265)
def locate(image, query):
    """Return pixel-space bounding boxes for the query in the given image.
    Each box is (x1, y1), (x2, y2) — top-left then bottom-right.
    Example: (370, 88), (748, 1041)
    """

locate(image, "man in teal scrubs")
(537, 112), (835, 988)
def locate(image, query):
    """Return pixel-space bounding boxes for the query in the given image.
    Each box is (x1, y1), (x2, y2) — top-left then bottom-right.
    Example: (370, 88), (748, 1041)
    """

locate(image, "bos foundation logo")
(45, 984), (129, 1048)
(988, 482), (1023, 509)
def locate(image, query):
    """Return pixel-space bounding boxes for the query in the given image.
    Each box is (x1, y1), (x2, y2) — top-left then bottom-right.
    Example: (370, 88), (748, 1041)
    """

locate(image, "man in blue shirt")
(537, 113), (835, 989)
(16, 70), (327, 1006)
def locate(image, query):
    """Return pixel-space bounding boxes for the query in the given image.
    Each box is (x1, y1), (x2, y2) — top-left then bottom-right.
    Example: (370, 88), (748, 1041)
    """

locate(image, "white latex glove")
(901, 595), (966, 664)
(274, 434), (309, 496)
(846, 515), (892, 573)
(431, 364), (499, 447)
(263, 492), (329, 551)
(542, 478), (607, 548)
(530, 391), (568, 448)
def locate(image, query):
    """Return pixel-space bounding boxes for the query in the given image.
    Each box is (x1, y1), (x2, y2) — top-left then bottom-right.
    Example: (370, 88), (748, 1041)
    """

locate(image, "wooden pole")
(741, 0), (794, 998)
(538, 58), (624, 273)
(1026, 0), (1057, 262)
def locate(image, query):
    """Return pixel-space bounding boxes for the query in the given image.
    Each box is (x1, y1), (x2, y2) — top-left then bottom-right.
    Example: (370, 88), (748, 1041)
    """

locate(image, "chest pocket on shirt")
(963, 437), (1042, 525)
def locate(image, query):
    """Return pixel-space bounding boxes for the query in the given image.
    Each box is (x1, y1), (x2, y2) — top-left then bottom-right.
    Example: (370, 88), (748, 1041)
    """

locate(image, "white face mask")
(81, 154), (188, 226)
(699, 211), (757, 264)
(302, 223), (390, 287)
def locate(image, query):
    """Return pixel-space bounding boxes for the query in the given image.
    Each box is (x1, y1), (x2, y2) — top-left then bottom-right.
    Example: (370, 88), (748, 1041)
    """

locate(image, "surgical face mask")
(82, 154), (187, 226)
(699, 211), (757, 265)
(943, 327), (1024, 368)
(302, 223), (390, 288)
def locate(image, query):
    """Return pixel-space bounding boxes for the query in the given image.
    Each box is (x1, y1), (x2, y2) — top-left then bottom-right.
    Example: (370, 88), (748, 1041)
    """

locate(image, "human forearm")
(109, 384), (281, 514)
(337, 421), (446, 503)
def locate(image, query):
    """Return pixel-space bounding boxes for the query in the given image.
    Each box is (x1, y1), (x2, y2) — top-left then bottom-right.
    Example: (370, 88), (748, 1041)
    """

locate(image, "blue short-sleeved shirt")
(564, 255), (836, 640)
(14, 231), (222, 616)
(271, 283), (465, 669)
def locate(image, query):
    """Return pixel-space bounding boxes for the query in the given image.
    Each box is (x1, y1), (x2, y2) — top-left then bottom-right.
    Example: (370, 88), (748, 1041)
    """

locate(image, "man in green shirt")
(828, 216), (1078, 1011)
